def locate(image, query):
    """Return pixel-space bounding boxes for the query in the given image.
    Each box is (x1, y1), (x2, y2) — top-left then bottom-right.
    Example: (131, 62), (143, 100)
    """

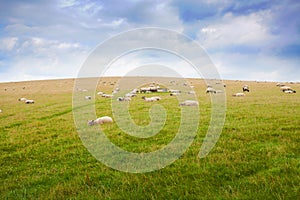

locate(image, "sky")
(0, 0), (299, 82)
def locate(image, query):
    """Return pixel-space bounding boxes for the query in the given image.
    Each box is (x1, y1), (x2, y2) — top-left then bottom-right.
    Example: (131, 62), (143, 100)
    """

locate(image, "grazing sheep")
(97, 91), (104, 95)
(179, 100), (199, 106)
(232, 93), (245, 97)
(142, 96), (159, 102)
(188, 91), (195, 94)
(284, 89), (296, 94)
(243, 85), (250, 92)
(18, 97), (27, 102)
(152, 96), (161, 101)
(117, 97), (131, 101)
(206, 87), (216, 94)
(88, 116), (113, 126)
(25, 99), (35, 104)
(85, 96), (92, 100)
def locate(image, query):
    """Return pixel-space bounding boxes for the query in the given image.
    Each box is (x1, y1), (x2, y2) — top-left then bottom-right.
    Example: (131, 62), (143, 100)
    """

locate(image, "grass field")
(0, 77), (299, 199)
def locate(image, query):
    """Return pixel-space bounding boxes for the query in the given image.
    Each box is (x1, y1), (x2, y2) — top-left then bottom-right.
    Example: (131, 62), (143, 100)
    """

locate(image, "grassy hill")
(0, 78), (299, 199)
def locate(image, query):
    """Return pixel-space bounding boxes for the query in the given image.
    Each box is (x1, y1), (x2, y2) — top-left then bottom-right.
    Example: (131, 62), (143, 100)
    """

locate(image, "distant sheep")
(243, 85), (250, 92)
(88, 116), (113, 126)
(25, 99), (35, 104)
(18, 97), (27, 102)
(284, 89), (296, 94)
(142, 96), (161, 102)
(206, 87), (216, 94)
(170, 92), (180, 96)
(125, 93), (137, 98)
(280, 86), (291, 92)
(232, 93), (245, 97)
(179, 100), (199, 106)
(102, 94), (113, 98)
(168, 89), (181, 93)
(0, 109), (2, 113)
(117, 97), (131, 101)
(85, 96), (91, 100)
(188, 91), (195, 94)
(276, 83), (285, 87)
(97, 91), (104, 95)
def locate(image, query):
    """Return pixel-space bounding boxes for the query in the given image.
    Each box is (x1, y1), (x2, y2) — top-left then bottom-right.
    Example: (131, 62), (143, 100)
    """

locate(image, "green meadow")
(0, 78), (299, 199)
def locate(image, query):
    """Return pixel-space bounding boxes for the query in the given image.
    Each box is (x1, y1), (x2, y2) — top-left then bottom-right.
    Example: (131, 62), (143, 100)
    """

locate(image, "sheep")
(170, 92), (180, 96)
(188, 91), (195, 94)
(206, 87), (216, 94)
(18, 97), (27, 102)
(168, 89), (181, 93)
(232, 93), (245, 97)
(280, 86), (291, 92)
(179, 100), (199, 106)
(25, 99), (35, 104)
(117, 97), (131, 101)
(88, 116), (113, 126)
(142, 96), (159, 102)
(125, 93), (137, 98)
(243, 85), (250, 92)
(284, 89), (296, 94)
(102, 94), (113, 98)
(152, 96), (161, 101)
(85, 96), (92, 100)
(97, 91), (104, 95)
(276, 83), (285, 87)
(0, 109), (2, 113)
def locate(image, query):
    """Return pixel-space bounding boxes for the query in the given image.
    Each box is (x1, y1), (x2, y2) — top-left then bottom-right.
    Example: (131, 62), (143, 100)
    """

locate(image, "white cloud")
(198, 11), (275, 49)
(0, 37), (18, 51)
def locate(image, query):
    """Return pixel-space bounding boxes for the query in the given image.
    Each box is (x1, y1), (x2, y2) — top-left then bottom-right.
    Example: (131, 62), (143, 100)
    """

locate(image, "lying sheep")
(170, 92), (180, 96)
(25, 99), (35, 104)
(142, 96), (160, 102)
(284, 89), (296, 93)
(117, 97), (131, 101)
(88, 116), (113, 126)
(102, 94), (113, 98)
(188, 91), (195, 94)
(125, 93), (137, 98)
(97, 91), (104, 95)
(18, 97), (27, 102)
(85, 96), (92, 100)
(179, 100), (199, 106)
(232, 93), (245, 97)
(280, 86), (291, 92)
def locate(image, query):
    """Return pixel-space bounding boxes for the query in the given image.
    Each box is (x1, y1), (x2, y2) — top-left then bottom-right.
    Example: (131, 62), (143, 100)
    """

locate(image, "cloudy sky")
(0, 0), (299, 82)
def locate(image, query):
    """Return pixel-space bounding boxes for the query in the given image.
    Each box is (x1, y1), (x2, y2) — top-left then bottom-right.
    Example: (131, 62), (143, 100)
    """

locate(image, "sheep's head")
(141, 96), (146, 99)
(87, 120), (94, 126)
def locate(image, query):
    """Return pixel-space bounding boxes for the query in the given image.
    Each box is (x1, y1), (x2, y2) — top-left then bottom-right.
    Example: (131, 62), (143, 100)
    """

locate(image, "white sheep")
(206, 87), (216, 94)
(97, 91), (104, 95)
(243, 85), (250, 92)
(18, 97), (27, 102)
(280, 86), (291, 92)
(284, 89), (296, 94)
(170, 92), (180, 96)
(88, 116), (113, 126)
(0, 109), (2, 113)
(25, 99), (35, 104)
(85, 96), (92, 100)
(102, 94), (113, 98)
(179, 100), (199, 106)
(188, 91), (195, 94)
(142, 96), (160, 102)
(125, 93), (137, 97)
(117, 97), (131, 101)
(168, 89), (181, 93)
(232, 93), (245, 97)
(152, 96), (161, 101)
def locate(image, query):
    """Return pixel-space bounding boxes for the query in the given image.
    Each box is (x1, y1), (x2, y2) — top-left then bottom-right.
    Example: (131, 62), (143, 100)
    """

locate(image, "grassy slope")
(0, 78), (299, 199)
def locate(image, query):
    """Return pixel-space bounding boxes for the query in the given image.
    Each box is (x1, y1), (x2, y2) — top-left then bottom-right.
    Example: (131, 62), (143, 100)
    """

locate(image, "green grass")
(0, 79), (299, 199)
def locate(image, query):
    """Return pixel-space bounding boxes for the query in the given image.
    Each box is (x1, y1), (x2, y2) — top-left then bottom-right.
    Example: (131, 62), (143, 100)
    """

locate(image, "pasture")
(0, 78), (299, 199)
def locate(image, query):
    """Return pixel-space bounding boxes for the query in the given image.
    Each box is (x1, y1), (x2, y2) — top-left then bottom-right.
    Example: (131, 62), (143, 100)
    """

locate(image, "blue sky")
(0, 0), (299, 82)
